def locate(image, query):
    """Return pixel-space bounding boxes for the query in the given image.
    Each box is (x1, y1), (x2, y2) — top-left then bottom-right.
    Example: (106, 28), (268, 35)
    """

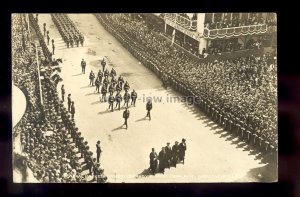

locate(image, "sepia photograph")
(12, 13), (277, 183)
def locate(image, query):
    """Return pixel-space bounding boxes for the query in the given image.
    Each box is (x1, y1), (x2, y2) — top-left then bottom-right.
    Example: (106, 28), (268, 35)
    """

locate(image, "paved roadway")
(36, 14), (271, 183)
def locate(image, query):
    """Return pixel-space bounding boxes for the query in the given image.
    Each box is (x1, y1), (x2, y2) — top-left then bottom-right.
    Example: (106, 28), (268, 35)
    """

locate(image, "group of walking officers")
(149, 138), (187, 175)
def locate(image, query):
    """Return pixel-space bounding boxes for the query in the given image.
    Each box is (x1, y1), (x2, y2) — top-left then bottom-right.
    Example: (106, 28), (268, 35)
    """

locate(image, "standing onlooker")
(61, 84), (65, 102)
(149, 148), (158, 175)
(96, 141), (102, 163)
(67, 94), (71, 112)
(146, 99), (152, 120)
(123, 107), (130, 129)
(178, 138), (187, 164)
(70, 101), (75, 120)
(158, 147), (167, 174)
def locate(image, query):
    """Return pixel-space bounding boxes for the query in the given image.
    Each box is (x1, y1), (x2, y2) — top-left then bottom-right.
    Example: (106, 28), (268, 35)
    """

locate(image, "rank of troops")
(51, 14), (84, 48)
(149, 139), (187, 175)
(82, 58), (138, 112)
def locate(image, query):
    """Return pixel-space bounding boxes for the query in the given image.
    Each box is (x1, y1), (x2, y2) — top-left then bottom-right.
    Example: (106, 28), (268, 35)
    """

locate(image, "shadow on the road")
(210, 125), (220, 131)
(135, 117), (147, 122)
(80, 85), (92, 89)
(213, 129), (225, 135)
(85, 92), (97, 96)
(98, 109), (114, 115)
(220, 132), (231, 138)
(111, 125), (125, 132)
(73, 73), (84, 77)
(225, 135), (237, 141)
(136, 168), (154, 178)
(244, 163), (277, 182)
(91, 101), (101, 105)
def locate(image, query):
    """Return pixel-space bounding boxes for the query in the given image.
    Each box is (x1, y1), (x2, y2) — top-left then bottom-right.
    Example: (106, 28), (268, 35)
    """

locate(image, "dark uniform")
(108, 93), (115, 112)
(108, 84), (115, 94)
(110, 68), (116, 77)
(116, 83), (122, 92)
(95, 77), (100, 93)
(123, 91), (130, 108)
(118, 76), (124, 88)
(165, 143), (172, 168)
(146, 100), (152, 120)
(96, 141), (102, 163)
(123, 108), (130, 129)
(81, 59), (86, 74)
(97, 70), (103, 83)
(115, 92), (122, 110)
(149, 148), (158, 175)
(172, 141), (179, 167)
(61, 85), (65, 102)
(43, 23), (46, 37)
(52, 43), (55, 55)
(124, 81), (130, 92)
(89, 71), (95, 86)
(67, 94), (71, 112)
(101, 85), (107, 102)
(47, 34), (50, 46)
(158, 147), (167, 174)
(101, 58), (106, 72)
(131, 90), (137, 107)
(70, 102), (75, 119)
(178, 139), (187, 164)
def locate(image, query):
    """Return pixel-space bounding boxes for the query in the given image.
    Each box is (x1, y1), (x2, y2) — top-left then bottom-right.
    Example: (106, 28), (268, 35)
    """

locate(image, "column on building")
(196, 13), (206, 35)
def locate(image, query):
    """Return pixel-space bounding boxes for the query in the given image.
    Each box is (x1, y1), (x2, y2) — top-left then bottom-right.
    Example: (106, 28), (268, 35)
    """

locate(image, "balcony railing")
(203, 24), (268, 39)
(165, 13), (197, 31)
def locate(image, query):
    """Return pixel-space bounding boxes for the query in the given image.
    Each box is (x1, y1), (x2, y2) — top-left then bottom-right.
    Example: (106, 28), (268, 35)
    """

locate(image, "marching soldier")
(95, 77), (100, 93)
(104, 68), (109, 78)
(66, 36), (69, 48)
(172, 141), (179, 167)
(97, 69), (103, 82)
(122, 107), (130, 129)
(89, 70), (95, 86)
(165, 142), (172, 169)
(115, 91), (122, 110)
(110, 68), (116, 77)
(123, 90), (130, 108)
(101, 84), (107, 102)
(61, 84), (65, 102)
(81, 59), (86, 74)
(149, 148), (158, 175)
(131, 89), (137, 107)
(118, 75), (124, 88)
(103, 76), (109, 88)
(70, 36), (73, 48)
(108, 92), (115, 112)
(116, 82), (122, 92)
(124, 81), (130, 92)
(79, 34), (84, 46)
(101, 58), (106, 72)
(178, 138), (187, 164)
(146, 99), (152, 120)
(108, 83), (115, 94)
(111, 76), (117, 87)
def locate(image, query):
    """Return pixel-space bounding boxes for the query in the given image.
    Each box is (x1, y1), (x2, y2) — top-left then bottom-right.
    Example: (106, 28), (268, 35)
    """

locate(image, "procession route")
(38, 14), (268, 183)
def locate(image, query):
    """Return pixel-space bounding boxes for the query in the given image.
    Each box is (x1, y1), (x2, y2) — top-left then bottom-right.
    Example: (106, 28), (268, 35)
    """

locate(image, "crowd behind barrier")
(51, 14), (85, 48)
(13, 14), (107, 183)
(94, 14), (277, 156)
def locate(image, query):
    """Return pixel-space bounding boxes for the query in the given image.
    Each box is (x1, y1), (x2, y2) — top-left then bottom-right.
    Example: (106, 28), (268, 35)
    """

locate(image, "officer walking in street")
(101, 58), (106, 72)
(146, 99), (152, 120)
(47, 31), (50, 45)
(131, 89), (137, 107)
(123, 107), (130, 129)
(52, 43), (55, 55)
(43, 23), (46, 37)
(108, 92), (115, 112)
(81, 59), (86, 74)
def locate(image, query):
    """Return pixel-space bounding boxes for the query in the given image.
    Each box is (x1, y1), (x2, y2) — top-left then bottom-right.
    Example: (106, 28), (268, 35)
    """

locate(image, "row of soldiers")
(84, 58), (138, 111)
(51, 14), (84, 48)
(149, 138), (187, 175)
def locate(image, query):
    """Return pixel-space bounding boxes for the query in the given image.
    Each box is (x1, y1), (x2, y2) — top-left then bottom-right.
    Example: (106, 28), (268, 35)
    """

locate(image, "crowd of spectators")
(12, 14), (107, 183)
(205, 14), (266, 30)
(95, 13), (277, 149)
